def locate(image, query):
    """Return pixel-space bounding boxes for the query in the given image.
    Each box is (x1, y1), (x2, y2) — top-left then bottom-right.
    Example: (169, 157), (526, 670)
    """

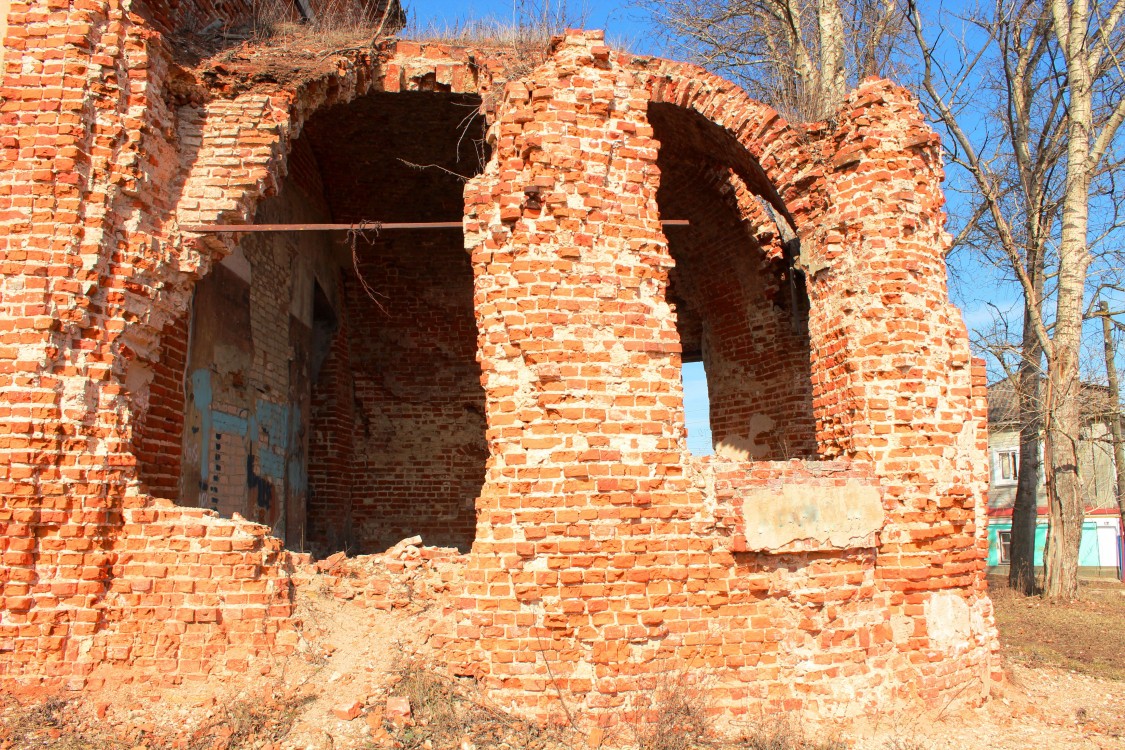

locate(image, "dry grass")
(246, 0), (402, 42)
(169, 0), (400, 83)
(0, 686), (313, 750)
(627, 671), (716, 750)
(0, 697), (128, 750)
(989, 574), (1125, 681)
(182, 687), (315, 750)
(403, 0), (589, 78)
(731, 717), (848, 750)
(385, 656), (854, 750)
(385, 659), (569, 750)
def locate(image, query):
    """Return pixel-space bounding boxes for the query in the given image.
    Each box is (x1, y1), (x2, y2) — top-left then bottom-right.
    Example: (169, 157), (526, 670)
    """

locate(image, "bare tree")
(1038, 0), (1125, 599)
(639, 0), (906, 119)
(909, 0), (1125, 599)
(908, 0), (1062, 595)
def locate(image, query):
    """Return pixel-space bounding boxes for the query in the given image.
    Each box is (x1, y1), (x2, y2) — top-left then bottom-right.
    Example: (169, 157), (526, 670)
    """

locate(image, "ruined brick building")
(0, 0), (999, 722)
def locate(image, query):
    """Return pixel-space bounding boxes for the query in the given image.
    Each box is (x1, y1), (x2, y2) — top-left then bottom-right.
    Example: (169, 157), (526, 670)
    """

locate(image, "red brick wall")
(804, 84), (991, 612)
(445, 31), (997, 720)
(0, 11), (997, 717)
(305, 237), (486, 554)
(306, 273), (357, 555)
(133, 315), (190, 499)
(349, 237), (485, 552)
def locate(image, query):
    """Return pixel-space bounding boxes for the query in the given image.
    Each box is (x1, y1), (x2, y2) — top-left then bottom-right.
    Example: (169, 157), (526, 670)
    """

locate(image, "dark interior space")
(149, 90), (489, 555)
(301, 91), (489, 555)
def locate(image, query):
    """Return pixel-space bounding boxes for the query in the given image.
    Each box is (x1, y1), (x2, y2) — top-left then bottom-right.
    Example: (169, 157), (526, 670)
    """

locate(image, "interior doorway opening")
(137, 90), (489, 556)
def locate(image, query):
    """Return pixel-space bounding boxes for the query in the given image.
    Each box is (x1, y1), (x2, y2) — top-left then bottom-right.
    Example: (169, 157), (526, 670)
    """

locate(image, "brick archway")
(639, 61), (827, 233)
(0, 35), (503, 688)
(137, 44), (510, 551)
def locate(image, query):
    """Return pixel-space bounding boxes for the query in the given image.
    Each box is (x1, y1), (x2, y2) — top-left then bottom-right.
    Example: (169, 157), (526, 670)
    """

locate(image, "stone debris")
(291, 540), (466, 615)
(331, 700), (363, 721)
(385, 696), (411, 720)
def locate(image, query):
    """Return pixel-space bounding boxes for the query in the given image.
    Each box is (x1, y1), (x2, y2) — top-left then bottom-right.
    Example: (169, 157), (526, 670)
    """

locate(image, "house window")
(994, 448), (1019, 485)
(998, 530), (1011, 563)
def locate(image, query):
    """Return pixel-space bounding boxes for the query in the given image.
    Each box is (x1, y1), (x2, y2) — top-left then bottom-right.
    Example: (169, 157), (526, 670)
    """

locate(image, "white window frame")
(997, 530), (1012, 563)
(993, 448), (1019, 486)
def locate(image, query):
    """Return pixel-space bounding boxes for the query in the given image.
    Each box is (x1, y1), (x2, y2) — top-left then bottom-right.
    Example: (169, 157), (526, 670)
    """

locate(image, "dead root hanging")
(348, 220), (389, 314)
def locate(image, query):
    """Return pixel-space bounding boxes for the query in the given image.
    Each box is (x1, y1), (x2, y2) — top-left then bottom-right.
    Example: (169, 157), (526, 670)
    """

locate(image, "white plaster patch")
(890, 614), (914, 643)
(715, 413), (776, 460)
(739, 479), (885, 551)
(124, 359), (154, 411)
(925, 591), (972, 652)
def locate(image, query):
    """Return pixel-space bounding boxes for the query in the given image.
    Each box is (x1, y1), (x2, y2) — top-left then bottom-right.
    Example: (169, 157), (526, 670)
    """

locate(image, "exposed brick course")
(0, 1), (997, 723)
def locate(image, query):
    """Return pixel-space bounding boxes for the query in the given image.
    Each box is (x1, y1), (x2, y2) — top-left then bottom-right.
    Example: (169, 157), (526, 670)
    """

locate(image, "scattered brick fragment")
(332, 701), (363, 721)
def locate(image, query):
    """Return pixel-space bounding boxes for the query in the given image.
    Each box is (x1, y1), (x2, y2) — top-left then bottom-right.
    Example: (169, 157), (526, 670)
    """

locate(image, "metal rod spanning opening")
(181, 220), (691, 233)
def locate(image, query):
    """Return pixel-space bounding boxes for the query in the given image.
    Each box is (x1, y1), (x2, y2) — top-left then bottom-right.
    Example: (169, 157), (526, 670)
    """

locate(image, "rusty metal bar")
(182, 222), (461, 233)
(181, 220), (691, 233)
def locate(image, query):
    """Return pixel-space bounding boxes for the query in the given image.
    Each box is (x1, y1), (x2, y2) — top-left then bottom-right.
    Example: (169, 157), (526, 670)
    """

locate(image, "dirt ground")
(1, 558), (1123, 750)
(989, 575), (1125, 681)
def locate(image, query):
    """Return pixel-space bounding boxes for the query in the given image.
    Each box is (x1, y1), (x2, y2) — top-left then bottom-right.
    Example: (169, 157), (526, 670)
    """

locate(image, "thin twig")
(396, 158), (473, 182)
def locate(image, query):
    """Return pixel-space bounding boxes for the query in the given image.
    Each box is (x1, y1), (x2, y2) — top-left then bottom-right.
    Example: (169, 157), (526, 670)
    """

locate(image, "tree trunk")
(1044, 0), (1094, 600)
(1010, 312), (1042, 594)
(1043, 330), (1085, 599)
(816, 0), (848, 109)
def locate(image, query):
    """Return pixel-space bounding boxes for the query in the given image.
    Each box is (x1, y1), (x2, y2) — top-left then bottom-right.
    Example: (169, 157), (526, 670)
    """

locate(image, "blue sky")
(681, 362), (713, 455)
(405, 0), (660, 52)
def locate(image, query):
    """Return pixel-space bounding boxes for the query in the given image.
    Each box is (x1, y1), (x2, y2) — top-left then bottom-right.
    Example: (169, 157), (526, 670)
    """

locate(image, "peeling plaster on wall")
(738, 480), (885, 551)
(925, 591), (972, 653)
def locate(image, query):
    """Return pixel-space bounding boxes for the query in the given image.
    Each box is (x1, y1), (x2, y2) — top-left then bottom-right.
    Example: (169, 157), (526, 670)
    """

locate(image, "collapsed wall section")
(0, 0), (310, 687)
(0, 3), (491, 684)
(132, 71), (489, 558)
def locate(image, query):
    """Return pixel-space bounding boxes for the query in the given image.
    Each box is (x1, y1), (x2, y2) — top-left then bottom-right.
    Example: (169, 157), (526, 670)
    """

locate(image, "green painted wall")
(987, 519), (1116, 570)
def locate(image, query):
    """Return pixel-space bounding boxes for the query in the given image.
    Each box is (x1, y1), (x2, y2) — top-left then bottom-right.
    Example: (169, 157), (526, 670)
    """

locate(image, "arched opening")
(650, 103), (817, 461)
(135, 89), (489, 556)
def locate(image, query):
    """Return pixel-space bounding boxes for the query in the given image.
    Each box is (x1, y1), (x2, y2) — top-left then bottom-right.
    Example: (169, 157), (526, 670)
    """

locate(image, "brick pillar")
(805, 81), (996, 696)
(457, 30), (699, 714)
(0, 0), (151, 684)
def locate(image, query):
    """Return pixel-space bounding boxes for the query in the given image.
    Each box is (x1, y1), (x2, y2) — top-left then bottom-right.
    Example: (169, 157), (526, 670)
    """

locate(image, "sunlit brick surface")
(0, 7), (997, 718)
